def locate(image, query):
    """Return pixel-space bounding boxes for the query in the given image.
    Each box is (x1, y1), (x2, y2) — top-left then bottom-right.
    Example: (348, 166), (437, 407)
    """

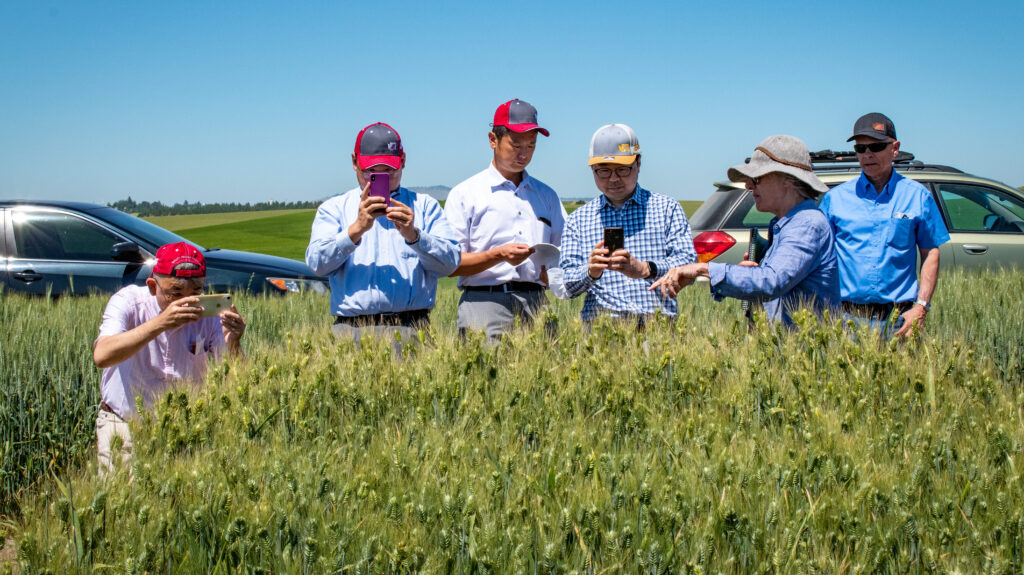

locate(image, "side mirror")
(110, 241), (146, 263)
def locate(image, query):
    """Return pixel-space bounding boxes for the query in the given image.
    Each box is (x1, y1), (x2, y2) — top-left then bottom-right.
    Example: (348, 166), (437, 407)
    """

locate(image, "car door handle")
(962, 244), (989, 255)
(13, 271), (43, 282)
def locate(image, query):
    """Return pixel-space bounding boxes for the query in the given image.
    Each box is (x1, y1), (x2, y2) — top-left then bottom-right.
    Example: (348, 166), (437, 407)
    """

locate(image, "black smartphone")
(604, 227), (624, 253)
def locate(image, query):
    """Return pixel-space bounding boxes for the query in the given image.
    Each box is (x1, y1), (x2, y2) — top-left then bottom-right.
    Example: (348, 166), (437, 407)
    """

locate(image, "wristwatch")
(914, 299), (931, 311)
(646, 261), (658, 279)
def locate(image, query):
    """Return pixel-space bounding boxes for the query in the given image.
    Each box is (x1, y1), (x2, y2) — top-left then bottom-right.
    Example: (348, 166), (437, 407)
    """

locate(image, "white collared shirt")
(444, 163), (567, 287)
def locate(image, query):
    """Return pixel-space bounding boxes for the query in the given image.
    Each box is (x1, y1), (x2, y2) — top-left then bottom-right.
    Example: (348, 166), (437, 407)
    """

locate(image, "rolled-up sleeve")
(660, 203), (697, 277)
(305, 200), (358, 276)
(559, 212), (596, 299)
(709, 221), (825, 302)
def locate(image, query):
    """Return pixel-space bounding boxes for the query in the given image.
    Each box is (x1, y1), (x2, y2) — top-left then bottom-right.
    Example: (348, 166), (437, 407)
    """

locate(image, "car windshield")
(88, 207), (203, 251)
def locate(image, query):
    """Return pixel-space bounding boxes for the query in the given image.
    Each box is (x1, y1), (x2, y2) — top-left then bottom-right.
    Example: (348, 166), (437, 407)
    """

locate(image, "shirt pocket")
(885, 217), (914, 248)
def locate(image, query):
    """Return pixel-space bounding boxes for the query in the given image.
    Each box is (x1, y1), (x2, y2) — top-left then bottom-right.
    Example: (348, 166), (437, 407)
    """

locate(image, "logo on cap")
(873, 122), (886, 131)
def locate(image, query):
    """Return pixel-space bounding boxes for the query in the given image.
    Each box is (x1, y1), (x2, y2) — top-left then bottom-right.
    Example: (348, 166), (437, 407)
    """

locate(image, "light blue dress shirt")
(819, 171), (949, 304)
(560, 186), (696, 321)
(306, 186), (460, 317)
(708, 200), (840, 326)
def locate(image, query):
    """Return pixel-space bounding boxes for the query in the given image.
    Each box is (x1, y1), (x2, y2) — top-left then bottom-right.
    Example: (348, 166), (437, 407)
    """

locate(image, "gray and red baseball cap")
(354, 122), (405, 170)
(152, 242), (206, 278)
(847, 112), (897, 142)
(492, 99), (549, 136)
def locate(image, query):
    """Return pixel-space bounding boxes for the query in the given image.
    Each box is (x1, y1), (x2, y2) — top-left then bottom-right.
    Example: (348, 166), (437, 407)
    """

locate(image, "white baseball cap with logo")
(588, 123), (641, 166)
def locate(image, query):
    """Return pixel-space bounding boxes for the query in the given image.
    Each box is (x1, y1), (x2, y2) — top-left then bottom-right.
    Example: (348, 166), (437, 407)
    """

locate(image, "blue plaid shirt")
(560, 186), (696, 321)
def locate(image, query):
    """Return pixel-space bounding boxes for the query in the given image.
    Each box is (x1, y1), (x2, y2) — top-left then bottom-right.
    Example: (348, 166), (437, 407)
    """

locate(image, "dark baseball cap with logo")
(354, 122), (405, 170)
(492, 99), (549, 137)
(847, 112), (897, 142)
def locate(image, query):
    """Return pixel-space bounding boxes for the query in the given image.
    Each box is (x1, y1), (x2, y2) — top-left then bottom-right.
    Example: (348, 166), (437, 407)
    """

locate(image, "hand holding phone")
(368, 172), (392, 207)
(604, 227), (624, 254)
(190, 294), (232, 318)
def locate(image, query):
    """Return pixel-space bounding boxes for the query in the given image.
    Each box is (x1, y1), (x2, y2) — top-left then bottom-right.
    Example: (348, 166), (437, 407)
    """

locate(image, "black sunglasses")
(853, 142), (891, 154)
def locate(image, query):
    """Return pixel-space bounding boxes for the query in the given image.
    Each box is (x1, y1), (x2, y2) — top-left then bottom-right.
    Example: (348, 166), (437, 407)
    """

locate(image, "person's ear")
(400, 154), (407, 169)
(146, 277), (158, 296)
(488, 131), (498, 151)
(891, 140), (901, 157)
(352, 154), (361, 172)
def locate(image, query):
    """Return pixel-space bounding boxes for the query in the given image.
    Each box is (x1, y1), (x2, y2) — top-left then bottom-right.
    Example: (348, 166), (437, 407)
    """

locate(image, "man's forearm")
(93, 320), (165, 368)
(449, 249), (501, 277)
(917, 248), (941, 302)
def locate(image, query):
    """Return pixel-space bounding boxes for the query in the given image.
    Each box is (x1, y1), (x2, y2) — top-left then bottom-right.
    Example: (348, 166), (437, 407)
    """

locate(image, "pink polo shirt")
(96, 285), (225, 419)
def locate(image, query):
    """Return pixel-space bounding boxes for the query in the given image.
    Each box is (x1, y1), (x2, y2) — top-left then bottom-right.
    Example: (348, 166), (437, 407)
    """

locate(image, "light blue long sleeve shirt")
(708, 200), (840, 326)
(305, 186), (460, 317)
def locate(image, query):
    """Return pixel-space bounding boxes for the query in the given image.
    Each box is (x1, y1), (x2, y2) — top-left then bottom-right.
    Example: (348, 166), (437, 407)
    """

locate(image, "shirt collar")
(599, 185), (649, 210)
(856, 169), (902, 197)
(486, 162), (531, 191)
(770, 198), (817, 230)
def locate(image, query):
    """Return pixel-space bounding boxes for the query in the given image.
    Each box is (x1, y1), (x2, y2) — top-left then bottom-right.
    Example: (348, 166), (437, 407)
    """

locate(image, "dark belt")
(841, 301), (913, 320)
(333, 308), (430, 327)
(463, 281), (544, 293)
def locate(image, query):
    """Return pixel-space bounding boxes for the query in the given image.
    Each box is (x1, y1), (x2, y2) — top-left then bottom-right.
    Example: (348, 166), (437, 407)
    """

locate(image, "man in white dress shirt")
(444, 99), (567, 343)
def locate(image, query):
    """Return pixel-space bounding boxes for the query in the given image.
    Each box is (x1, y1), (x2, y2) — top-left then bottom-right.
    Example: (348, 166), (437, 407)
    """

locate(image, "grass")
(143, 209), (313, 232)
(141, 201), (703, 263)
(171, 211), (318, 261)
(4, 268), (1024, 573)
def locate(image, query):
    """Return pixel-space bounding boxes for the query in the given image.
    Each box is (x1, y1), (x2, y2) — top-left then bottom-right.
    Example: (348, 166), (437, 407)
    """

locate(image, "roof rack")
(807, 150), (963, 174)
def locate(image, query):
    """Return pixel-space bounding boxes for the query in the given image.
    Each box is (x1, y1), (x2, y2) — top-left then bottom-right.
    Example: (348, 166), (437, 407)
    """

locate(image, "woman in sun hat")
(650, 135), (840, 326)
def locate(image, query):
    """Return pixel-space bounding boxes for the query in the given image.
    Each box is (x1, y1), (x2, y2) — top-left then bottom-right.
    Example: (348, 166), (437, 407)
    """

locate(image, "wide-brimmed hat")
(727, 135), (827, 196)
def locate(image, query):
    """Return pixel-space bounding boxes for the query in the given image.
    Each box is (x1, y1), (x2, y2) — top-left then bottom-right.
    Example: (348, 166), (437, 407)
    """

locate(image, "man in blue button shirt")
(819, 113), (950, 338)
(560, 124), (696, 323)
(306, 122), (460, 349)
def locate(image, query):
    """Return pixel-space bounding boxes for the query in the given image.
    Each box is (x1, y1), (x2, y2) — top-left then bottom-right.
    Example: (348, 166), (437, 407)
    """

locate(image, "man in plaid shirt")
(559, 124), (696, 322)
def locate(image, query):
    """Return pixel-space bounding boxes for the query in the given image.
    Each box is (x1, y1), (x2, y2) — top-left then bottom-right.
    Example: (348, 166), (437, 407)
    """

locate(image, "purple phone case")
(368, 173), (391, 207)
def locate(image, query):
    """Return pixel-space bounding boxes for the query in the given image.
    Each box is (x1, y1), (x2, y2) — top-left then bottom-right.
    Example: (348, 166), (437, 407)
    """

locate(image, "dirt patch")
(0, 537), (17, 573)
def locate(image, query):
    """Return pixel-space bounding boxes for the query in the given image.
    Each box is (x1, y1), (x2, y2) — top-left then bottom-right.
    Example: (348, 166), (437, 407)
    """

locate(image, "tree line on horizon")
(109, 197), (321, 217)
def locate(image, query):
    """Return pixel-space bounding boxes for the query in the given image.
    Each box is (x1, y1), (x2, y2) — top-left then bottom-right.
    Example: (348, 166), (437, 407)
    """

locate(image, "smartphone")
(604, 227), (624, 254)
(191, 294), (232, 318)
(368, 172), (392, 207)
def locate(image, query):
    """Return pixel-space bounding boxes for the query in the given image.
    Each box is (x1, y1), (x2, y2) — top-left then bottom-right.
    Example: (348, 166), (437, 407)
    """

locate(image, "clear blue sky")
(2, 1), (1022, 204)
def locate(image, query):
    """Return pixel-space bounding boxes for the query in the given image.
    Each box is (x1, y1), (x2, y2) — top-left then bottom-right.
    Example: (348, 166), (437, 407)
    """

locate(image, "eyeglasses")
(593, 165), (634, 179)
(749, 176), (760, 187)
(853, 142), (891, 154)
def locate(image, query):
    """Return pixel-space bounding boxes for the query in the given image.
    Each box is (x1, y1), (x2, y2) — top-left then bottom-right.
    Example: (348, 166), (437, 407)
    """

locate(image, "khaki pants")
(95, 409), (133, 477)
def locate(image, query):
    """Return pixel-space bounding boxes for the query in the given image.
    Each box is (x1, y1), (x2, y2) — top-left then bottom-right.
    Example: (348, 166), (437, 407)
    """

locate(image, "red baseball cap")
(492, 99), (549, 136)
(152, 242), (206, 277)
(354, 122), (405, 170)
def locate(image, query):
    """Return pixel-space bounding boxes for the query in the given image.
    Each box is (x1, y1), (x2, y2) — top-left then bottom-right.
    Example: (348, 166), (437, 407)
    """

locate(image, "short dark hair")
(490, 125), (511, 141)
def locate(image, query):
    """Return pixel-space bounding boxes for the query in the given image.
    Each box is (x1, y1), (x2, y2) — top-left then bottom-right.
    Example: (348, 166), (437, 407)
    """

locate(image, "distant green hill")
(170, 211), (317, 261)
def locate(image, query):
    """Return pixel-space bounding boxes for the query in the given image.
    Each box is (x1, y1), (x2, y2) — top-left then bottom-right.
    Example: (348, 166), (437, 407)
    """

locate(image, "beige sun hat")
(727, 135), (828, 196)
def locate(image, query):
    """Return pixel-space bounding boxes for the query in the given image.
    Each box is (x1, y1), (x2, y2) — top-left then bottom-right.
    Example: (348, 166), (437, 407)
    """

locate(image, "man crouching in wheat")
(92, 242), (246, 477)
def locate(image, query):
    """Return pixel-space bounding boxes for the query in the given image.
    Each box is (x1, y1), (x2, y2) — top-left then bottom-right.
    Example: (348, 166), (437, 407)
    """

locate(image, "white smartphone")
(191, 294), (232, 318)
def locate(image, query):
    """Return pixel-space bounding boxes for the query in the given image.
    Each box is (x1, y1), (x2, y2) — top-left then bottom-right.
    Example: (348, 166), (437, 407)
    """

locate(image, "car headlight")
(266, 277), (330, 294)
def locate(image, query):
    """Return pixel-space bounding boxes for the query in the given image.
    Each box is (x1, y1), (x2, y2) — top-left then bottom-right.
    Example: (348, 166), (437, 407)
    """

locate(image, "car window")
(12, 209), (125, 261)
(938, 184), (1024, 233)
(720, 194), (775, 228)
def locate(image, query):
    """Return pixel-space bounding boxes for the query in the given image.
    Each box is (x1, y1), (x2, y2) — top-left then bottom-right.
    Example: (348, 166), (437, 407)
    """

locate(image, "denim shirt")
(707, 200), (840, 326)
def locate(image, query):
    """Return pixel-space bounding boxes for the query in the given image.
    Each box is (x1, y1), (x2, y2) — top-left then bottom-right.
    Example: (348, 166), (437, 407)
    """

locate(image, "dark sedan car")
(2, 200), (328, 296)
